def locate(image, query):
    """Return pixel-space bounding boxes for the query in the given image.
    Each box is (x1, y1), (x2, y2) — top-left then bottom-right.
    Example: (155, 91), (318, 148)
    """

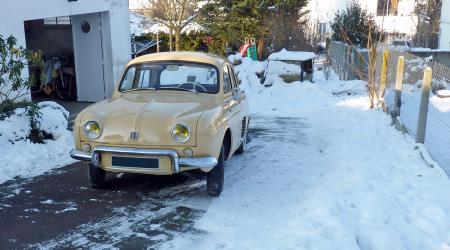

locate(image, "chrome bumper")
(70, 146), (217, 173)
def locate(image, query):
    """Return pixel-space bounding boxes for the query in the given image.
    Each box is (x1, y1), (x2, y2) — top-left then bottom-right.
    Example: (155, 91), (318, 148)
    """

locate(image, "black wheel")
(88, 163), (106, 189)
(207, 145), (225, 197)
(55, 73), (76, 101)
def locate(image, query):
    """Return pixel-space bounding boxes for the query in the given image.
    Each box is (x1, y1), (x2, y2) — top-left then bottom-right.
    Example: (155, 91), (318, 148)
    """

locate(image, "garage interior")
(24, 12), (112, 105)
(24, 17), (77, 102)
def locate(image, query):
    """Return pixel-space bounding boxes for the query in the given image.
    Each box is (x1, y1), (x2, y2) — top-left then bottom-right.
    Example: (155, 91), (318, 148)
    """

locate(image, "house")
(439, 0), (450, 50)
(308, 0), (417, 38)
(0, 0), (131, 103)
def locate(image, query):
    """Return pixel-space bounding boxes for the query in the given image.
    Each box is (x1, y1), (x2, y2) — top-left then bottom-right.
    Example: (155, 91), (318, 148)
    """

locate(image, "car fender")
(197, 105), (230, 160)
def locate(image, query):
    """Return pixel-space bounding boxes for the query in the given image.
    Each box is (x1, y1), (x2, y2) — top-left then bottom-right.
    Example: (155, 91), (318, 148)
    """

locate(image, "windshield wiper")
(159, 87), (198, 93)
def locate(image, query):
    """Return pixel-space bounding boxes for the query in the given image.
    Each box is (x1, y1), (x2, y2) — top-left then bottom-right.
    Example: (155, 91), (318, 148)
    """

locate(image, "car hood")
(80, 91), (218, 146)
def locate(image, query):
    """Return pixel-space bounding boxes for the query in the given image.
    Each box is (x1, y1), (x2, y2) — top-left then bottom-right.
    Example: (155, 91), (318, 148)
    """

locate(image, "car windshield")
(119, 61), (219, 94)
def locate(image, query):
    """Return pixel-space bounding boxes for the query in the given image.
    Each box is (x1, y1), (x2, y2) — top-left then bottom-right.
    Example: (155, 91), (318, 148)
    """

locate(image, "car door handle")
(224, 101), (233, 112)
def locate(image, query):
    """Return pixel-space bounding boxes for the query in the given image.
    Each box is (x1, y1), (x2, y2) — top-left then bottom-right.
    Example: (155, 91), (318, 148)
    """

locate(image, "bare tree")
(143, 0), (204, 51)
(339, 23), (386, 109)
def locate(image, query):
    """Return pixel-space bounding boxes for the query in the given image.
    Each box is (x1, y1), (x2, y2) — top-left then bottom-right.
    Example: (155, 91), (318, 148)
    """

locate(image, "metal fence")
(412, 33), (440, 50)
(383, 51), (450, 176)
(327, 41), (368, 81)
(328, 40), (450, 176)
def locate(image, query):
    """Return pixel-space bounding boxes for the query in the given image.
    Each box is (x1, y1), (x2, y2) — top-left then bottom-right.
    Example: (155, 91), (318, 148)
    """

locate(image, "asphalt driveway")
(0, 116), (307, 249)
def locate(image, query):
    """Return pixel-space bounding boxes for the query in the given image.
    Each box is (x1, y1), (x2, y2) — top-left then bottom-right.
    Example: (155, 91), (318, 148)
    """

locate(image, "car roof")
(128, 51), (228, 68)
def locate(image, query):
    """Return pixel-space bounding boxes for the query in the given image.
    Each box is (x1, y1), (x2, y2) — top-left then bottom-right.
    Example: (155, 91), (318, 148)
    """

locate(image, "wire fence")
(328, 40), (450, 176)
(382, 49), (450, 176)
(328, 41), (368, 81)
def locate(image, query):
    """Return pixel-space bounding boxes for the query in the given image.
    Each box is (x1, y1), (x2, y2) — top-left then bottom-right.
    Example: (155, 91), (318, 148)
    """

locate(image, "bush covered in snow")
(0, 35), (68, 144)
(0, 101), (74, 184)
(0, 101), (69, 144)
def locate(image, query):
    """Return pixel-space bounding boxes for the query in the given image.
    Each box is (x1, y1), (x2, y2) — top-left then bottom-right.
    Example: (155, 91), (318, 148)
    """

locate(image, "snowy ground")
(159, 58), (450, 249)
(2, 55), (450, 249)
(0, 102), (76, 184)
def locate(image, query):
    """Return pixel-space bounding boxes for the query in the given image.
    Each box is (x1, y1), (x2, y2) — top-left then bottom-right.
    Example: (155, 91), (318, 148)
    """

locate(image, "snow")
(431, 95), (450, 113)
(0, 102), (76, 184)
(268, 48), (316, 61)
(410, 47), (450, 53)
(130, 11), (205, 36)
(161, 54), (450, 250)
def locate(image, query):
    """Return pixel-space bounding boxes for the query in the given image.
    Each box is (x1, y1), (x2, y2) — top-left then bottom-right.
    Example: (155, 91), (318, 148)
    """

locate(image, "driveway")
(0, 116), (307, 249)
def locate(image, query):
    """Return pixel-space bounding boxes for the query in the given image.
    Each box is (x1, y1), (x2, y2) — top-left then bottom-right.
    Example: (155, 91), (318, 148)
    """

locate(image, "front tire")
(88, 163), (106, 189)
(207, 145), (225, 197)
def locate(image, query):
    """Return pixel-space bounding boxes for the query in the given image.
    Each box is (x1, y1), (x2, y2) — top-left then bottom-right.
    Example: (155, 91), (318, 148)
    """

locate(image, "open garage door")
(72, 13), (106, 102)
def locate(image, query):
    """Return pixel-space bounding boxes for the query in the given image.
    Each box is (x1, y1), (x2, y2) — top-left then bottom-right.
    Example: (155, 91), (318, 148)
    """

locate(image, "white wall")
(439, 0), (450, 50)
(307, 0), (417, 36)
(0, 0), (131, 101)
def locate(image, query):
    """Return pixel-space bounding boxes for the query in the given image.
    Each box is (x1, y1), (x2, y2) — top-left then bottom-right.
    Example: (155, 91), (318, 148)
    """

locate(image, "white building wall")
(0, 0), (131, 101)
(439, 0), (450, 50)
(307, 0), (417, 36)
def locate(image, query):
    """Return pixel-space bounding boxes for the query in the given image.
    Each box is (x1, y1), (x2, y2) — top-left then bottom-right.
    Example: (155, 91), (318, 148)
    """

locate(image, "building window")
(43, 16), (71, 25)
(377, 0), (398, 16)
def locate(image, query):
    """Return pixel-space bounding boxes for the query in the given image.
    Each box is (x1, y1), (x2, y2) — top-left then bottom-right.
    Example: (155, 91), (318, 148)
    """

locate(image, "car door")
(228, 64), (247, 149)
(223, 64), (241, 154)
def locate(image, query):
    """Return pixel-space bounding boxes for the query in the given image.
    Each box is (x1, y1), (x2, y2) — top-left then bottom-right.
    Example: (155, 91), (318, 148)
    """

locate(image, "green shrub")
(0, 35), (45, 143)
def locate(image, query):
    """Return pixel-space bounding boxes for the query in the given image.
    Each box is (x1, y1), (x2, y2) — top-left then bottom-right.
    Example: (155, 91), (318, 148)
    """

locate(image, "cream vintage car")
(70, 52), (249, 197)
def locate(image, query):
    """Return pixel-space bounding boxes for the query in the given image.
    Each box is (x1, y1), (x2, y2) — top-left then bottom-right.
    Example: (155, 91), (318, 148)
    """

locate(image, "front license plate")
(111, 156), (159, 169)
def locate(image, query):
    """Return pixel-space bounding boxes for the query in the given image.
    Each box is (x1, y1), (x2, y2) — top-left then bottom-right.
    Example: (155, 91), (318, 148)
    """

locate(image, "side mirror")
(232, 88), (242, 100)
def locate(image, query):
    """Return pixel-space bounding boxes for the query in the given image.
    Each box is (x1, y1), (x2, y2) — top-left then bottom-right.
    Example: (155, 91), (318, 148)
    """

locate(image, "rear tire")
(88, 163), (106, 189)
(207, 145), (225, 197)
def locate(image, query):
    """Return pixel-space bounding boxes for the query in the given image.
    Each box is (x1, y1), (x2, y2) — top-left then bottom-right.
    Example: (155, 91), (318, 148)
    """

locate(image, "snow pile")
(268, 48), (316, 61)
(266, 60), (301, 75)
(163, 58), (450, 249)
(228, 54), (266, 94)
(431, 95), (450, 113)
(0, 102), (76, 184)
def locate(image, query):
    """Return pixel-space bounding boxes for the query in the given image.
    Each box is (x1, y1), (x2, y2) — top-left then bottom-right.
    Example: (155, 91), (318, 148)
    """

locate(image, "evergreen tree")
(199, 0), (309, 58)
(330, 1), (382, 46)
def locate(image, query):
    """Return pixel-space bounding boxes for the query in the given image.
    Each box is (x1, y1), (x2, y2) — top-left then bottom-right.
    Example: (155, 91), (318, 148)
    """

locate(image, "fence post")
(392, 56), (405, 119)
(379, 49), (390, 100)
(359, 52), (364, 80)
(416, 67), (433, 144)
(351, 47), (356, 79)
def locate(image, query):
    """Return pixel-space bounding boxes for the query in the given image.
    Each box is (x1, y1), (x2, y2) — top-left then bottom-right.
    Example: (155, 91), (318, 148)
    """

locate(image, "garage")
(1, 0), (131, 103)
(25, 12), (117, 103)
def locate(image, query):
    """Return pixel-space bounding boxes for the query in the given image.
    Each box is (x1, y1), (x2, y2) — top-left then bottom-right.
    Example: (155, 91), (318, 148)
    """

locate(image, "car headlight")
(171, 124), (190, 143)
(84, 121), (102, 140)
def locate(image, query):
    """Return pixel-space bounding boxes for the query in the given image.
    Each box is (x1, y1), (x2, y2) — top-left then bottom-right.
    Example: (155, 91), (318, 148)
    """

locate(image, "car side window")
(223, 65), (232, 94)
(120, 67), (136, 91)
(228, 65), (238, 90)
